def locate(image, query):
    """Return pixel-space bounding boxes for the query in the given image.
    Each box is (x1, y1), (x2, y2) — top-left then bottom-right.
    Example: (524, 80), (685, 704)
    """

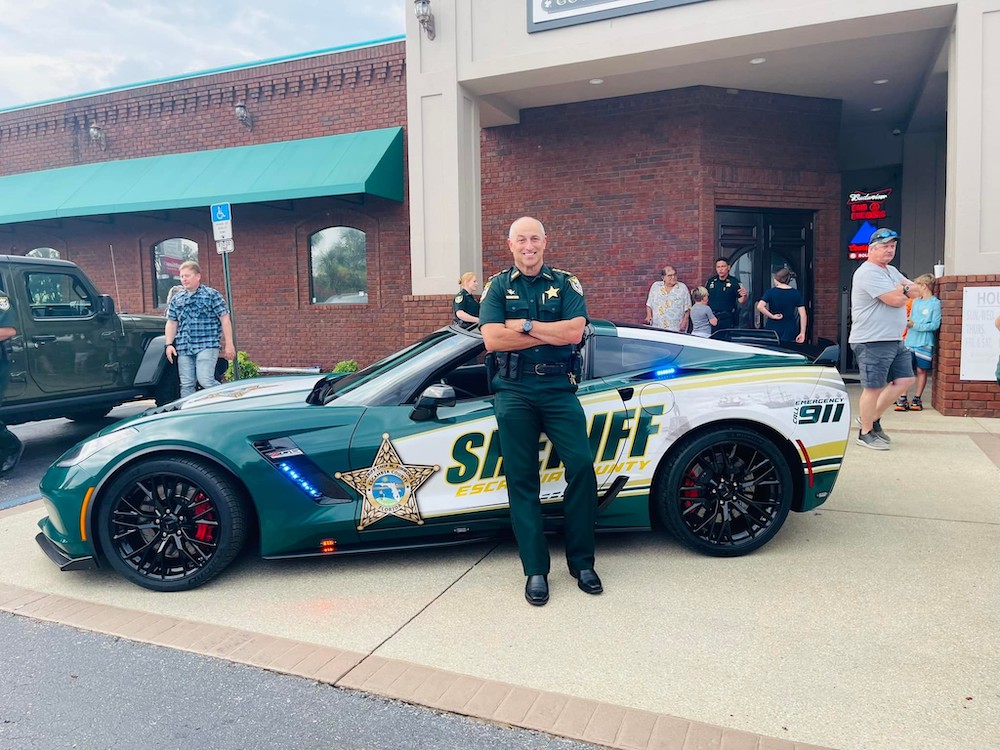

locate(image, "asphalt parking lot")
(1, 388), (998, 750)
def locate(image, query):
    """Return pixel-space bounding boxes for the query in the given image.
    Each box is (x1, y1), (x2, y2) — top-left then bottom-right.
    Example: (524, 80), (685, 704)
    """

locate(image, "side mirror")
(813, 344), (840, 367)
(97, 294), (115, 317)
(409, 384), (457, 422)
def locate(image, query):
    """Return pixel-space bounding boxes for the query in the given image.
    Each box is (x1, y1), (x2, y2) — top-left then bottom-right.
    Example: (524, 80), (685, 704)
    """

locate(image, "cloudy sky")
(0, 0), (405, 110)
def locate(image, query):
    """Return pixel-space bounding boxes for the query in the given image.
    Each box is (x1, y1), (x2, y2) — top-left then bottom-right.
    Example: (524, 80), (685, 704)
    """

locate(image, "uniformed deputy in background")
(0, 287), (24, 475)
(480, 216), (602, 606)
(706, 256), (748, 332)
(453, 272), (480, 328)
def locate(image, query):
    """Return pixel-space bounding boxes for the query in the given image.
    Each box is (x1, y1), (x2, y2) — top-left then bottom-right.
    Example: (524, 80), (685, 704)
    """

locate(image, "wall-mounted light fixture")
(235, 102), (253, 132)
(88, 123), (107, 151)
(414, 0), (435, 40)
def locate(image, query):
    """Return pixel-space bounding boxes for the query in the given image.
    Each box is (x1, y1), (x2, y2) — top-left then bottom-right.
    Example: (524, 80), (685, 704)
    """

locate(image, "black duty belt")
(530, 362), (570, 376)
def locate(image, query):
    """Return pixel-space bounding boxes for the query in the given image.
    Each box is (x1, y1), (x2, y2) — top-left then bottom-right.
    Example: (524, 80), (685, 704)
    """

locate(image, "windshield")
(311, 328), (484, 407)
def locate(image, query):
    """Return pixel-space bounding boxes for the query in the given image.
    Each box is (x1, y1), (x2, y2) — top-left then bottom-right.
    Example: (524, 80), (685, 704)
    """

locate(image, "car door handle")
(100, 331), (117, 339)
(31, 335), (57, 344)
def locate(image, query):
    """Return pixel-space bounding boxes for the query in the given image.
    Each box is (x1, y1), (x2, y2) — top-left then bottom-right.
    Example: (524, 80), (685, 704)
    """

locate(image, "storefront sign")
(847, 189), (891, 221)
(528, 0), (710, 32)
(847, 222), (877, 261)
(845, 188), (895, 261)
(960, 287), (1000, 381)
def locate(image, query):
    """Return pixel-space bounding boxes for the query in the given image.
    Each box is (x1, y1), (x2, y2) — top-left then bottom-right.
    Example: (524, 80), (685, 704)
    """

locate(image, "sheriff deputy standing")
(706, 257), (748, 332)
(453, 272), (480, 327)
(480, 216), (601, 607)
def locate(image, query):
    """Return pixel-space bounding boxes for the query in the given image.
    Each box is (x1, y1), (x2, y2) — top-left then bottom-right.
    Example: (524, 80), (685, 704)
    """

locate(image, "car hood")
(175, 375), (319, 410)
(110, 375), (322, 433)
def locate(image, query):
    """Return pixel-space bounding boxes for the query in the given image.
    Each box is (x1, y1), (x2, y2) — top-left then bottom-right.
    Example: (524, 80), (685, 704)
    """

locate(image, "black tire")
(656, 427), (793, 556)
(67, 407), (113, 423)
(97, 457), (247, 591)
(153, 366), (180, 406)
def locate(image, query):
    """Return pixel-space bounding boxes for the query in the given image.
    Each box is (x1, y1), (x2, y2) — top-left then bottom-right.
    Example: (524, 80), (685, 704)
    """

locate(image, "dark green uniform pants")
(494, 375), (597, 576)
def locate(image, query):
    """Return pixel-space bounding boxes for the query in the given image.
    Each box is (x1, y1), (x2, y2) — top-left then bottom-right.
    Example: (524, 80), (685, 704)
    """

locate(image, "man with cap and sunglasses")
(849, 228), (920, 450)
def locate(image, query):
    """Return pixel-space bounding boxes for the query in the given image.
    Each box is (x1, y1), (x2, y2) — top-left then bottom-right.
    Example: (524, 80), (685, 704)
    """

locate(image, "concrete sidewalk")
(1, 386), (998, 750)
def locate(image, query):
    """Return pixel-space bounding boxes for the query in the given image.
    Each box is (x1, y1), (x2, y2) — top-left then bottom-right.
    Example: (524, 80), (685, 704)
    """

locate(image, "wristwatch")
(903, 284), (910, 295)
(522, 320), (533, 333)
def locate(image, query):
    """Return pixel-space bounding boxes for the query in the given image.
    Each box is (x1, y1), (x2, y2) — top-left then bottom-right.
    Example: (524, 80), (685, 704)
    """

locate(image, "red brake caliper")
(192, 492), (214, 542)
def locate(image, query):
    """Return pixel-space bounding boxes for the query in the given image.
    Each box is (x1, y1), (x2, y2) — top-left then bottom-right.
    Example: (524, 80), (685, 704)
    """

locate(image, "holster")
(495, 351), (520, 381)
(569, 350), (583, 381)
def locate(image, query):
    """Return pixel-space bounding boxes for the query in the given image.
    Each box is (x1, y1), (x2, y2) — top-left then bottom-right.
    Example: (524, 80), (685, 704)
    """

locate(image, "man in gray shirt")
(849, 228), (919, 449)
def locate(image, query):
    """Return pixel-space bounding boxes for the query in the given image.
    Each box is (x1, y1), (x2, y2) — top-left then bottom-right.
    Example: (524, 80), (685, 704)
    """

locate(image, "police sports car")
(36, 322), (851, 591)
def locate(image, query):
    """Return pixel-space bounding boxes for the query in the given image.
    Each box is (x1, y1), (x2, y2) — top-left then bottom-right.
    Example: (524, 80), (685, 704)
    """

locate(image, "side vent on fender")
(253, 437), (352, 505)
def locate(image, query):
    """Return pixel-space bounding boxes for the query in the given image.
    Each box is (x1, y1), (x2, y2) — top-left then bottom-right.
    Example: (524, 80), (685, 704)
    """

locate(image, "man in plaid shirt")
(164, 261), (236, 397)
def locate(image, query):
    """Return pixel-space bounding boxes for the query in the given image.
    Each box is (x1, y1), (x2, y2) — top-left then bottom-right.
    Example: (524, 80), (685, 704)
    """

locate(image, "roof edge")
(0, 35), (405, 115)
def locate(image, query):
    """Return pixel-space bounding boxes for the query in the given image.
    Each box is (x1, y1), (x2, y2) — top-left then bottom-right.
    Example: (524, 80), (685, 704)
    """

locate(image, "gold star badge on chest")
(336, 434), (440, 531)
(543, 285), (560, 302)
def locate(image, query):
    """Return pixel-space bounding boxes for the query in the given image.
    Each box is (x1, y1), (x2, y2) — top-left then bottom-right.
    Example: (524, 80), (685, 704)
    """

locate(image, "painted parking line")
(0, 494), (41, 511)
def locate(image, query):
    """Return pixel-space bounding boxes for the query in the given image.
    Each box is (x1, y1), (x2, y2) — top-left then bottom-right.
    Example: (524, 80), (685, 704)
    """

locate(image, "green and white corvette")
(37, 322), (851, 591)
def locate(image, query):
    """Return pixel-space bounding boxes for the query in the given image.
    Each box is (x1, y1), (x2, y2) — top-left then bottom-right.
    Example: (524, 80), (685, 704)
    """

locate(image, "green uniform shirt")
(479, 265), (588, 368)
(706, 274), (742, 318)
(452, 288), (480, 323)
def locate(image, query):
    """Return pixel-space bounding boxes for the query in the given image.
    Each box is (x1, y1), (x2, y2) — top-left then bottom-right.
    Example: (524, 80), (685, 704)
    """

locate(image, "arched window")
(153, 238), (198, 308)
(26, 247), (60, 259)
(310, 227), (367, 304)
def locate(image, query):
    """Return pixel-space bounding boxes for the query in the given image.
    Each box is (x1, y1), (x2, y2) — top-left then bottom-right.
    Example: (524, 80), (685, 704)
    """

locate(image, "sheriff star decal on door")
(336, 434), (440, 531)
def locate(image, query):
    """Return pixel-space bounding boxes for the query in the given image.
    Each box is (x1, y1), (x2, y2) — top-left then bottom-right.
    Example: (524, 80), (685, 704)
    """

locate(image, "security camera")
(891, 128), (902, 136)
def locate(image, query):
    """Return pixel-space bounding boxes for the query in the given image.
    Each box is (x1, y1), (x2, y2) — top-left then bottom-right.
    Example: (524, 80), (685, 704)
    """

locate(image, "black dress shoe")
(570, 568), (603, 595)
(524, 575), (549, 606)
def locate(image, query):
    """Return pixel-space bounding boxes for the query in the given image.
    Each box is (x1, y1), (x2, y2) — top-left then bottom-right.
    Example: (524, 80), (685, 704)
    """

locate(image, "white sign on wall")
(527, 0), (710, 33)
(960, 286), (1000, 380)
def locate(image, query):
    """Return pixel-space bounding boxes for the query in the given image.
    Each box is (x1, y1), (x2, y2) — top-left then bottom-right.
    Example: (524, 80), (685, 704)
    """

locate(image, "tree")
(311, 227), (366, 303)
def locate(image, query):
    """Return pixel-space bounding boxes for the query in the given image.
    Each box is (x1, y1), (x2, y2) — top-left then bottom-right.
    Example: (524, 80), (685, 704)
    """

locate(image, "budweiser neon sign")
(848, 188), (892, 221)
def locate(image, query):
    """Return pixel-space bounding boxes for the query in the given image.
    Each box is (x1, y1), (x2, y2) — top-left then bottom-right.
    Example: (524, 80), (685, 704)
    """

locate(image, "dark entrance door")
(716, 208), (814, 337)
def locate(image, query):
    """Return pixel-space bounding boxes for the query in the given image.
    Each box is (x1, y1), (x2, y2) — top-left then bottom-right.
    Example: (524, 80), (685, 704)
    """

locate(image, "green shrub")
(332, 359), (359, 373)
(224, 351), (260, 381)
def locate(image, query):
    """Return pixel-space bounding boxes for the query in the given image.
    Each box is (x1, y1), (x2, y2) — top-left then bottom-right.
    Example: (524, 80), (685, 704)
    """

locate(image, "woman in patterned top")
(644, 265), (691, 332)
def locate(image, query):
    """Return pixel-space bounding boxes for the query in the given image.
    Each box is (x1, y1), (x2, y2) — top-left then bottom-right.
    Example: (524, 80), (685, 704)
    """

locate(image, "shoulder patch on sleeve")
(568, 275), (584, 297)
(482, 269), (507, 300)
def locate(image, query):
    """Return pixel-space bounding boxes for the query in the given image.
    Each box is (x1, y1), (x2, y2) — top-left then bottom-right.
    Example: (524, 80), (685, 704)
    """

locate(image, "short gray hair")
(508, 217), (545, 240)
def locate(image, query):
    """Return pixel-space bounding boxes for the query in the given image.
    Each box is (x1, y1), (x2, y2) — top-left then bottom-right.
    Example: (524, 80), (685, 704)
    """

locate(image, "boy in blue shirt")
(896, 273), (941, 411)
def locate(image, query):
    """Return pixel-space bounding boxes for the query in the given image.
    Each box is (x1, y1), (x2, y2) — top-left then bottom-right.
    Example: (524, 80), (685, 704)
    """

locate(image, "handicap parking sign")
(210, 202), (233, 241)
(211, 203), (231, 222)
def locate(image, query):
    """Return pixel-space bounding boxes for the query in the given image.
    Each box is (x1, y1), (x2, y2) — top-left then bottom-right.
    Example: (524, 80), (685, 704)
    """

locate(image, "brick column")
(402, 295), (455, 346)
(933, 274), (1000, 417)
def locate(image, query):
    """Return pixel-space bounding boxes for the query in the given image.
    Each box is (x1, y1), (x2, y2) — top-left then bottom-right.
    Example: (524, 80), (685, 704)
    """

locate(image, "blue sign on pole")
(210, 203), (232, 222)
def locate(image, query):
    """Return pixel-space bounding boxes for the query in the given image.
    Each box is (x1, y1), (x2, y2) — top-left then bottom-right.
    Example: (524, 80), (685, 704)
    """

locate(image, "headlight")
(56, 427), (139, 467)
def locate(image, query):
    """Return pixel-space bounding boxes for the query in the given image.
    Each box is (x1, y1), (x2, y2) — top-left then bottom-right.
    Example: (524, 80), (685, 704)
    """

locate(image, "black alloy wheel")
(97, 457), (247, 591)
(657, 428), (793, 556)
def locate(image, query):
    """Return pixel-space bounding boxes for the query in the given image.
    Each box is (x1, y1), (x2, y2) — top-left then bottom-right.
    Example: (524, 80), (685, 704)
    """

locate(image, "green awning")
(0, 126), (404, 226)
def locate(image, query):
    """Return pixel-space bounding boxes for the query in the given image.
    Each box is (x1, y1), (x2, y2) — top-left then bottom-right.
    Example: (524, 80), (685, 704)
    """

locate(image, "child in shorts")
(896, 273), (941, 411)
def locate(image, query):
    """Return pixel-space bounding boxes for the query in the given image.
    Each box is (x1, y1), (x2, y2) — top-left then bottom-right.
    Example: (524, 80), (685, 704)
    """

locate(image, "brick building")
(0, 41), (413, 370)
(2, 0), (999, 416)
